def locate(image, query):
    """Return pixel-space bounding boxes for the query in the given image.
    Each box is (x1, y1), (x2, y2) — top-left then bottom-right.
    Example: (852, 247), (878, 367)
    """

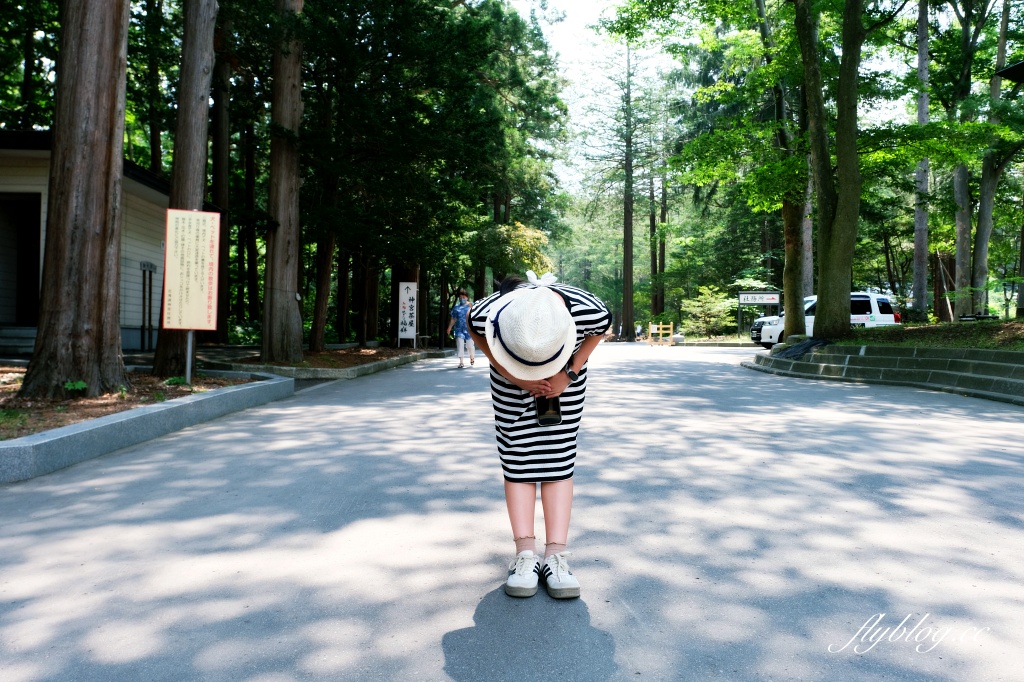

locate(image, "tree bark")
(145, 0), (165, 174)
(802, 169), (814, 297)
(152, 0), (219, 378)
(794, 0), (865, 339)
(19, 0), (131, 399)
(243, 88), (261, 323)
(622, 44), (635, 341)
(1017, 216), (1024, 319)
(952, 163), (973, 318)
(309, 234), (336, 352)
(262, 0), (305, 363)
(336, 247), (350, 341)
(209, 17), (232, 343)
(648, 175), (658, 317)
(753, 0), (806, 339)
(971, 0), (1012, 314)
(657, 180), (667, 316)
(782, 197), (806, 339)
(912, 0), (930, 318)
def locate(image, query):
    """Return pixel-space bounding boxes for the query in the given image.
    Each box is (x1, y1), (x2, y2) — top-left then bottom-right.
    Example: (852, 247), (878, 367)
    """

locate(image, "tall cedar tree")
(19, 0), (132, 399)
(152, 0), (220, 377)
(262, 0), (304, 363)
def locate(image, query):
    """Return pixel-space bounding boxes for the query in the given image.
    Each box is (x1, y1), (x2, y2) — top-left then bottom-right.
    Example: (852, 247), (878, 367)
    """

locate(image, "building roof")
(0, 130), (231, 211)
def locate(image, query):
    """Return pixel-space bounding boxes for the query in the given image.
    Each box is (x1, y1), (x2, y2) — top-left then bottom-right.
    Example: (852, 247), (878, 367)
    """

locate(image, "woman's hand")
(542, 371), (570, 398)
(513, 378), (552, 397)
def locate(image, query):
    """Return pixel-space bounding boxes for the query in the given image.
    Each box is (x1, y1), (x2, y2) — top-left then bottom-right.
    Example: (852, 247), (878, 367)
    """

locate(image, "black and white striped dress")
(470, 283), (611, 483)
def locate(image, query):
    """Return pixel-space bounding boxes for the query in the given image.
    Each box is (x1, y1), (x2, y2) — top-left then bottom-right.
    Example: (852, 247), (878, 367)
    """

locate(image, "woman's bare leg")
(505, 480), (538, 554)
(540, 478), (574, 556)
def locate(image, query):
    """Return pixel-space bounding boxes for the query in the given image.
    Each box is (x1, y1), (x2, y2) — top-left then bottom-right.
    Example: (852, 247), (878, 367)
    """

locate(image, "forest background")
(2, 0), (1023, 399)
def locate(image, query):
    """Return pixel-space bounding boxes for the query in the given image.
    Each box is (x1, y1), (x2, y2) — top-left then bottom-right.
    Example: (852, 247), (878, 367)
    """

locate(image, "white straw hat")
(485, 285), (576, 381)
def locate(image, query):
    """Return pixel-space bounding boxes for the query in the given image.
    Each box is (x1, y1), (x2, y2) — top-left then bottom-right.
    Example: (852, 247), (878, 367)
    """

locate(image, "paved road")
(1, 344), (1022, 681)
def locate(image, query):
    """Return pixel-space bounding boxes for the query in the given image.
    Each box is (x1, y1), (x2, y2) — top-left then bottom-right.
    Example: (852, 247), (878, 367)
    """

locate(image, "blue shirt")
(450, 301), (471, 339)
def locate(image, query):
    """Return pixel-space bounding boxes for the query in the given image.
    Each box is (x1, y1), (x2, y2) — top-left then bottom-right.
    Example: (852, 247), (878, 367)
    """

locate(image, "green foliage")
(63, 380), (87, 393)
(679, 285), (735, 338)
(163, 376), (188, 386)
(0, 0), (60, 129)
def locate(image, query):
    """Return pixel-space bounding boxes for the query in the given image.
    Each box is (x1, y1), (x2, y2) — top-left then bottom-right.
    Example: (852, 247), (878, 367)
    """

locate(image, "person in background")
(468, 271), (610, 599)
(447, 288), (475, 368)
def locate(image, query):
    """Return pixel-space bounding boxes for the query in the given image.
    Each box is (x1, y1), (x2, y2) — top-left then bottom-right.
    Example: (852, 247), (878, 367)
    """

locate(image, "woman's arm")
(543, 332), (604, 398)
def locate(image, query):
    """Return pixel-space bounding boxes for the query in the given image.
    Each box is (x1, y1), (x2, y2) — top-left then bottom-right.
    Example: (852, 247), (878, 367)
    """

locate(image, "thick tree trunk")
(243, 101), (260, 323)
(971, 0), (1012, 314)
(656, 179), (668, 316)
(336, 247), (350, 341)
(209, 18), (232, 343)
(912, 0), (930, 318)
(952, 164), (973, 319)
(366, 263), (380, 344)
(622, 45), (635, 341)
(353, 255), (367, 346)
(756, 0), (806, 338)
(234, 218), (246, 319)
(262, 0), (305, 363)
(794, 0), (864, 339)
(802, 171), (814, 297)
(972, 159), (999, 314)
(648, 175), (657, 316)
(19, 0), (131, 399)
(309, 234), (336, 352)
(1017, 220), (1024, 319)
(782, 197), (806, 339)
(152, 0), (219, 378)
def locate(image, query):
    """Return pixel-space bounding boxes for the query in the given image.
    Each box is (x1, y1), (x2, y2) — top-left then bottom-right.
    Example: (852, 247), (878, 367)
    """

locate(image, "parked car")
(755, 293), (901, 349)
(749, 296), (813, 346)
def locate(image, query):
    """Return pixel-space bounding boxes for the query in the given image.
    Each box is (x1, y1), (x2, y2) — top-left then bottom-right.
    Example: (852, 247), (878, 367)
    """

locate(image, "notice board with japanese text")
(162, 209), (220, 330)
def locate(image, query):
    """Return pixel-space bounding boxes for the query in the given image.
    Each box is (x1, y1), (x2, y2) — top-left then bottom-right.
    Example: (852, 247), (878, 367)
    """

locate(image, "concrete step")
(821, 344), (1024, 365)
(748, 348), (1024, 404)
(805, 352), (1024, 380)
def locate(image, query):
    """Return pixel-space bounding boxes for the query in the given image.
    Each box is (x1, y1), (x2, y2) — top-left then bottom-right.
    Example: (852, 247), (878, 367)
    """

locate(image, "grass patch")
(834, 320), (1024, 351)
(1, 409), (27, 430)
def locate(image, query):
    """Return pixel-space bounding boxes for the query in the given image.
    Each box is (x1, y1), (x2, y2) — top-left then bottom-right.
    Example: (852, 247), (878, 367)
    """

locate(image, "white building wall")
(0, 150), (172, 349)
(120, 183), (168, 339)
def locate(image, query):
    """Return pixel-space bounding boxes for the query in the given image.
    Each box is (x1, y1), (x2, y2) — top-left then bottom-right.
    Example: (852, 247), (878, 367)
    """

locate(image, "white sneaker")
(542, 552), (581, 599)
(505, 550), (541, 597)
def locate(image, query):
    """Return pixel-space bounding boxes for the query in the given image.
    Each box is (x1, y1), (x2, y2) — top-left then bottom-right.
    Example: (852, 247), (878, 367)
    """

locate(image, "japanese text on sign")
(738, 291), (781, 305)
(398, 282), (417, 340)
(162, 209), (220, 330)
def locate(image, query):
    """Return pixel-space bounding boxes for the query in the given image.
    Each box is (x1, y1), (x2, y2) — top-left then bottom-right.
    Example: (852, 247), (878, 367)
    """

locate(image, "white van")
(756, 293), (900, 349)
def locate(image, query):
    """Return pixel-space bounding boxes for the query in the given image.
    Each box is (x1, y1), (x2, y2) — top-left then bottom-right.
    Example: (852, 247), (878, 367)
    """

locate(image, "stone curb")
(677, 341), (760, 347)
(742, 346), (1024, 408)
(200, 349), (454, 379)
(0, 371), (294, 485)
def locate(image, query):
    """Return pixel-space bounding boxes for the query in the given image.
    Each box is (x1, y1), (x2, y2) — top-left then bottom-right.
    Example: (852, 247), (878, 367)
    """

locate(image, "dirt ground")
(0, 346), (426, 441)
(0, 369), (251, 441)
(240, 345), (423, 368)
